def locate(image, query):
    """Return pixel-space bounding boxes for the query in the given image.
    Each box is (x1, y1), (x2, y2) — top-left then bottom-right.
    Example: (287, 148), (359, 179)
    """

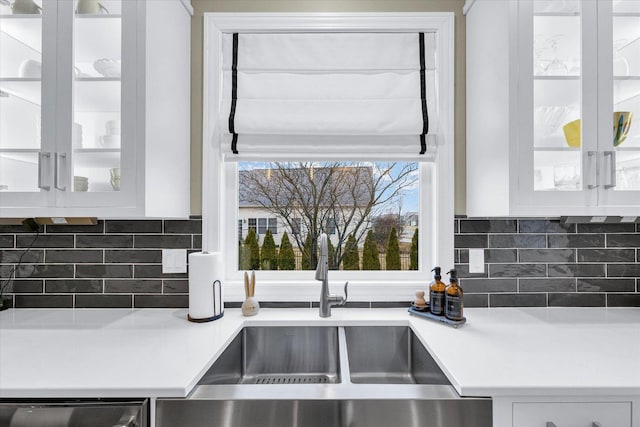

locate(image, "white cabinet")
(0, 0), (190, 218)
(513, 402), (632, 427)
(493, 397), (637, 427)
(466, 0), (640, 216)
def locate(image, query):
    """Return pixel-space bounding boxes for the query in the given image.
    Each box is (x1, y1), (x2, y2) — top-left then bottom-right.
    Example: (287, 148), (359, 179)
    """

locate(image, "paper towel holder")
(188, 279), (224, 323)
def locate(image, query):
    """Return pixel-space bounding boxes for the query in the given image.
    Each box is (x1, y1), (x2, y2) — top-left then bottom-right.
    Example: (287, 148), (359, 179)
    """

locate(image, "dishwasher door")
(0, 399), (148, 427)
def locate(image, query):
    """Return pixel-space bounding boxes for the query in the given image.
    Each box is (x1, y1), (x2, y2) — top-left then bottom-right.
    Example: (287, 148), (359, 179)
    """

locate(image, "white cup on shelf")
(100, 134), (120, 148)
(105, 120), (121, 136)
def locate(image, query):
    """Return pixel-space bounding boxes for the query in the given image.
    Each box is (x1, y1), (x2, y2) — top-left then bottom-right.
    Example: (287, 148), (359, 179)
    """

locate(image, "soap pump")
(445, 269), (464, 321)
(429, 267), (446, 316)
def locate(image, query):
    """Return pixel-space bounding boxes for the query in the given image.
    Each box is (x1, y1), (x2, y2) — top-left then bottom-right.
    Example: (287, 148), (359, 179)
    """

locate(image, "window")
(268, 218), (278, 234)
(203, 13), (454, 301)
(238, 219), (243, 241)
(257, 218), (267, 235)
(326, 218), (336, 235)
(248, 218), (256, 233)
(238, 161), (421, 272)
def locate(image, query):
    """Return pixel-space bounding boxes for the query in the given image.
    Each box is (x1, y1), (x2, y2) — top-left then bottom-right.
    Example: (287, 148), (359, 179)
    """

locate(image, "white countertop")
(1, 307), (639, 398)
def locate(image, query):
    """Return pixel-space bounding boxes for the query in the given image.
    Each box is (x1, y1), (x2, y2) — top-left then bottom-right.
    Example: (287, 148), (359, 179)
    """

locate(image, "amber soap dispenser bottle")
(429, 267), (446, 316)
(445, 269), (464, 321)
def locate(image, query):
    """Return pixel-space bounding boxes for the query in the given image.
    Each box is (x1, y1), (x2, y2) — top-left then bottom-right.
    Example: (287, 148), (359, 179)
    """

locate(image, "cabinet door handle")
(603, 151), (616, 189)
(54, 152), (67, 191)
(37, 152), (51, 191)
(587, 151), (598, 189)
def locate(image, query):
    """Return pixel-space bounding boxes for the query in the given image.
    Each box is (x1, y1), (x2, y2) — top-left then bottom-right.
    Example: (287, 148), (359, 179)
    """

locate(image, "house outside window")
(248, 218), (257, 233)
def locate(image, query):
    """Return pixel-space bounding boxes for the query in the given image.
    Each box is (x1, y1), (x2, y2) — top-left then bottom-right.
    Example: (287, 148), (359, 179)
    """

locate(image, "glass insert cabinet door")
(57, 0), (136, 208)
(71, 0), (123, 195)
(520, 0), (640, 209)
(0, 0), (55, 206)
(0, 0), (137, 210)
(600, 0), (640, 204)
(518, 0), (596, 209)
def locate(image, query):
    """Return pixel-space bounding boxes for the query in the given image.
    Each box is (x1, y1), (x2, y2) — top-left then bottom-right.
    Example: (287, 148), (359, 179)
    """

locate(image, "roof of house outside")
(239, 165), (374, 208)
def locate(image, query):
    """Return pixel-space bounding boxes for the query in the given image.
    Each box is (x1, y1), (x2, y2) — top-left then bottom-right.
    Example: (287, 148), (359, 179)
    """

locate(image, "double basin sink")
(197, 326), (450, 386)
(156, 326), (491, 427)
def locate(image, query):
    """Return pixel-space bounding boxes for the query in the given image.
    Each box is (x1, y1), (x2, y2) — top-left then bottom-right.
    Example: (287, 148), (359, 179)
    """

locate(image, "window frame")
(203, 13), (455, 302)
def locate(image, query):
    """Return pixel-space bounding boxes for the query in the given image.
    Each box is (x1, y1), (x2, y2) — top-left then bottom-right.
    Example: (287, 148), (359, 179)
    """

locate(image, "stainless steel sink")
(157, 326), (492, 427)
(197, 326), (341, 385)
(157, 399), (491, 427)
(344, 326), (450, 384)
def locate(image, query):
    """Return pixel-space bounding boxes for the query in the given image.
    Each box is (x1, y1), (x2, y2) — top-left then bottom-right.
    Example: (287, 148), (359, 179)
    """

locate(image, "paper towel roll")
(188, 252), (224, 322)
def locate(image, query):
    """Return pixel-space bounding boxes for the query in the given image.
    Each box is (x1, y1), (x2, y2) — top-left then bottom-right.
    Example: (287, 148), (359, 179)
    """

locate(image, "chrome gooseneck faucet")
(316, 233), (348, 318)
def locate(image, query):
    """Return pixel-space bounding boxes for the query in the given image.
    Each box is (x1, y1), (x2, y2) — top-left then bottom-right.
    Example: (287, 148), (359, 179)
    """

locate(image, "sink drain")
(251, 375), (332, 385)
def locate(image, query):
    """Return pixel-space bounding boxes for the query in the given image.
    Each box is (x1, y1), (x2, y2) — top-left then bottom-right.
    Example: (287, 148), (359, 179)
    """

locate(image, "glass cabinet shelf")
(0, 78), (120, 111)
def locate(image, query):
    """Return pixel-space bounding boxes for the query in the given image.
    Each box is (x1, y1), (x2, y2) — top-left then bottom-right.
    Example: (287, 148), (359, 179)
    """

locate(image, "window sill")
(222, 279), (426, 302)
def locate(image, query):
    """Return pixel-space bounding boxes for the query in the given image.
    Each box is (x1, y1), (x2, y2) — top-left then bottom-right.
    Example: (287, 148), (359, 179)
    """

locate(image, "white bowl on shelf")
(18, 59), (41, 78)
(100, 134), (120, 148)
(93, 59), (121, 78)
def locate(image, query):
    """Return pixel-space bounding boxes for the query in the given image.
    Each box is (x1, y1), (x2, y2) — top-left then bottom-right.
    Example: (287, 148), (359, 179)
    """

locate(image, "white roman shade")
(219, 32), (439, 160)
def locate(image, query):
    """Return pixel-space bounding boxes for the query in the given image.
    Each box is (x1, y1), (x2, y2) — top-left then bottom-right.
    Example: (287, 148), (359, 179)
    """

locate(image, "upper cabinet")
(0, 0), (191, 218)
(466, 0), (640, 216)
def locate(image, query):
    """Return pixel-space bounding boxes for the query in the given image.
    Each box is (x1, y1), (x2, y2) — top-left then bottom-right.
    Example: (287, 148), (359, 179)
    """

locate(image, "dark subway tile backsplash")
(105, 220), (163, 234)
(16, 234), (74, 248)
(6, 280), (43, 294)
(456, 218), (639, 308)
(548, 293), (606, 307)
(0, 249), (44, 263)
(489, 234), (546, 248)
(0, 235), (14, 248)
(105, 249), (162, 263)
(1, 219), (201, 309)
(518, 219), (575, 234)
(548, 234), (605, 248)
(45, 279), (103, 293)
(76, 235), (133, 248)
(1, 217), (638, 309)
(459, 219), (517, 234)
(134, 235), (192, 249)
(105, 279), (162, 294)
(45, 249), (103, 264)
(519, 278), (576, 293)
(577, 278), (635, 293)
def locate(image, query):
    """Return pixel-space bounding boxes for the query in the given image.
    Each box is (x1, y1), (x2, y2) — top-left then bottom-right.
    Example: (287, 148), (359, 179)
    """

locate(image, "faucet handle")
(341, 281), (349, 306)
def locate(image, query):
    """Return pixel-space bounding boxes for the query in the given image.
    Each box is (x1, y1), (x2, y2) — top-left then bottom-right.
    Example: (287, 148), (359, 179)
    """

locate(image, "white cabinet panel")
(513, 402), (632, 427)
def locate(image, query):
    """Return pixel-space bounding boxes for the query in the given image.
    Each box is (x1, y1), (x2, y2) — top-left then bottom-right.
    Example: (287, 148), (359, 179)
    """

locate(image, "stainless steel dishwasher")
(0, 398), (148, 427)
